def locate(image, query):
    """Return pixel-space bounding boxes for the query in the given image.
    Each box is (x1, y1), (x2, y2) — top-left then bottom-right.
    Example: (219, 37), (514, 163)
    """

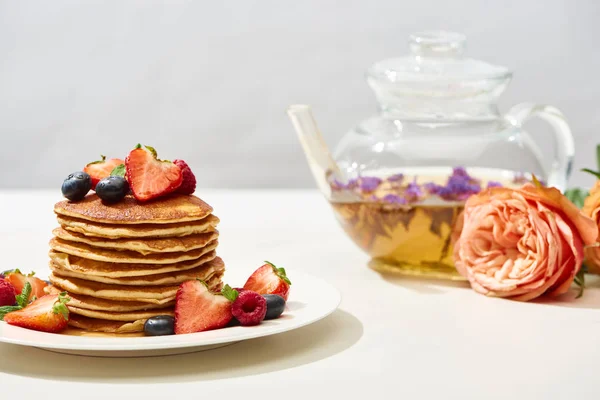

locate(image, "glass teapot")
(288, 31), (574, 280)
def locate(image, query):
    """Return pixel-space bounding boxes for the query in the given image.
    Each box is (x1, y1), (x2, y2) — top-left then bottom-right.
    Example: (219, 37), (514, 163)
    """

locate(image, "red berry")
(0, 279), (17, 306)
(84, 156), (124, 190)
(173, 160), (197, 195)
(232, 290), (267, 326)
(243, 261), (291, 301)
(4, 271), (47, 302)
(174, 280), (233, 334)
(4, 293), (70, 333)
(125, 144), (183, 202)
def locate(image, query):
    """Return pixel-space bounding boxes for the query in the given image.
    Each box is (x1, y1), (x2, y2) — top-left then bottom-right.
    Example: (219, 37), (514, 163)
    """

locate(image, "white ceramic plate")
(0, 270), (341, 357)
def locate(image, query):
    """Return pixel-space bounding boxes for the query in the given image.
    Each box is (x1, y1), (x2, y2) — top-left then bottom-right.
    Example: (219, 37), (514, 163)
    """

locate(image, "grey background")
(0, 0), (598, 189)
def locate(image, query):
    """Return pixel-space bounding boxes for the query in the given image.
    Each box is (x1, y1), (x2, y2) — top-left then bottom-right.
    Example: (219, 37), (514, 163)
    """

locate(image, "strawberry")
(243, 261), (291, 301)
(174, 281), (237, 334)
(4, 270), (47, 302)
(4, 293), (70, 333)
(173, 159), (196, 195)
(84, 155), (125, 190)
(0, 279), (17, 307)
(125, 144), (183, 202)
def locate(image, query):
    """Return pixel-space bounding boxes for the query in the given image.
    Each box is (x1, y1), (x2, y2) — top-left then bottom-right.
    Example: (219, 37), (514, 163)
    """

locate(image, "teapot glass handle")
(505, 103), (574, 192)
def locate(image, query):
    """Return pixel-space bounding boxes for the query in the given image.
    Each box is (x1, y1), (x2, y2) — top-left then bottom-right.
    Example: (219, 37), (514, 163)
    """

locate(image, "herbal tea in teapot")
(288, 31), (574, 279)
(329, 167), (525, 279)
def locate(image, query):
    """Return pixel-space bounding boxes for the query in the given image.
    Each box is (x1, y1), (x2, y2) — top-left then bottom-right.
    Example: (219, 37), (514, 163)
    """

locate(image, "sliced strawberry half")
(125, 144), (183, 202)
(4, 270), (48, 302)
(243, 261), (291, 301)
(3, 293), (70, 333)
(174, 280), (236, 334)
(84, 155), (125, 190)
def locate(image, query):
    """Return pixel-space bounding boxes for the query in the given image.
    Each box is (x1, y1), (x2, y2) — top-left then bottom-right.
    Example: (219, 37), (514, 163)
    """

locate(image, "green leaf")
(110, 164), (126, 177)
(3, 268), (22, 276)
(574, 268), (585, 299)
(15, 282), (32, 308)
(87, 155), (107, 165)
(134, 143), (142, 149)
(26, 271), (35, 277)
(221, 284), (239, 302)
(0, 306), (21, 321)
(52, 293), (70, 321)
(265, 260), (292, 285)
(564, 188), (589, 209)
(582, 168), (600, 180)
(144, 145), (158, 158)
(531, 174), (543, 188)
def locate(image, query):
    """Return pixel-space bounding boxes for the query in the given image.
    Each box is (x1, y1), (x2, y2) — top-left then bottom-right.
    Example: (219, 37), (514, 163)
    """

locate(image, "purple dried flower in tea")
(359, 177), (383, 192)
(382, 194), (407, 204)
(486, 181), (502, 188)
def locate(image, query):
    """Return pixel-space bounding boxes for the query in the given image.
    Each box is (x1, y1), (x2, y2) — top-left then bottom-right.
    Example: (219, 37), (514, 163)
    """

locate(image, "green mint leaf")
(582, 168), (600, 180)
(3, 268), (22, 276)
(15, 282), (32, 308)
(0, 306), (22, 321)
(574, 268), (585, 299)
(52, 293), (71, 320)
(564, 188), (589, 209)
(110, 164), (126, 177)
(265, 260), (292, 285)
(221, 284), (239, 302)
(144, 145), (158, 158)
(134, 143), (142, 149)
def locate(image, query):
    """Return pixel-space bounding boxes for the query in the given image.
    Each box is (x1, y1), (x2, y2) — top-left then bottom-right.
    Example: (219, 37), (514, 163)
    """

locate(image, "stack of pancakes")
(47, 194), (224, 334)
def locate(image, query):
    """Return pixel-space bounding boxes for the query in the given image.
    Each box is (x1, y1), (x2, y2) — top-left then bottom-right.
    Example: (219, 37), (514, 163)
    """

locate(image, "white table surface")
(1, 189), (600, 400)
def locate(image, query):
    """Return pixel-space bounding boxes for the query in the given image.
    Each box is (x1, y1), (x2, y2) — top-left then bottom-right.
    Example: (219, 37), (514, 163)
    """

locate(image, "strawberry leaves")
(265, 261), (292, 285)
(52, 292), (70, 320)
(221, 284), (239, 302)
(110, 164), (126, 177)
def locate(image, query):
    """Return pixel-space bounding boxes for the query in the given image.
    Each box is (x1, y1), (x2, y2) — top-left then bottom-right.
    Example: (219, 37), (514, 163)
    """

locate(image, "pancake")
(67, 306), (174, 322)
(57, 214), (220, 239)
(54, 193), (213, 224)
(48, 273), (178, 303)
(49, 256), (225, 286)
(52, 227), (219, 254)
(48, 244), (218, 277)
(68, 314), (146, 333)
(47, 285), (175, 311)
(49, 237), (215, 264)
(49, 270), (225, 304)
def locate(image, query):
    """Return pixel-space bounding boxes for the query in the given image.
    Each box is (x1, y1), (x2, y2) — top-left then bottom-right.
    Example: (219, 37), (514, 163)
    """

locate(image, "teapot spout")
(287, 105), (341, 196)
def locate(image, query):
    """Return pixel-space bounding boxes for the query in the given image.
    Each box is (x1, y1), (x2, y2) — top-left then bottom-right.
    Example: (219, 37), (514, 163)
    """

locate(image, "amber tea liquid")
(330, 167), (525, 280)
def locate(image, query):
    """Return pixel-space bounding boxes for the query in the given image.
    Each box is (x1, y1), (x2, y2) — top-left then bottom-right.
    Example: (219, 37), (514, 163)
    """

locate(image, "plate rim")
(0, 270), (341, 352)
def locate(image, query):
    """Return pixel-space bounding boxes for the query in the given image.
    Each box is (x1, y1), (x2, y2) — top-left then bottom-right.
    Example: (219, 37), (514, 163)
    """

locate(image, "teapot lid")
(366, 31), (512, 118)
(368, 31), (511, 83)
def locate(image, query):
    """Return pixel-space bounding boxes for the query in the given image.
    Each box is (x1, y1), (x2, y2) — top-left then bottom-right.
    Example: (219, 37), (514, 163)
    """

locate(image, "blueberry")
(61, 171), (92, 201)
(263, 294), (285, 320)
(95, 176), (129, 203)
(144, 315), (175, 336)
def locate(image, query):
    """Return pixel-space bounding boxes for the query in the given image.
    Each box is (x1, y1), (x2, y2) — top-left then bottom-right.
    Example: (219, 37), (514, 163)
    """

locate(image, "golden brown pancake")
(48, 244), (218, 277)
(47, 285), (175, 311)
(52, 227), (218, 254)
(48, 273), (179, 303)
(49, 270), (224, 304)
(54, 193), (213, 224)
(68, 306), (174, 322)
(68, 314), (146, 333)
(49, 237), (215, 264)
(49, 256), (224, 286)
(57, 214), (219, 239)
